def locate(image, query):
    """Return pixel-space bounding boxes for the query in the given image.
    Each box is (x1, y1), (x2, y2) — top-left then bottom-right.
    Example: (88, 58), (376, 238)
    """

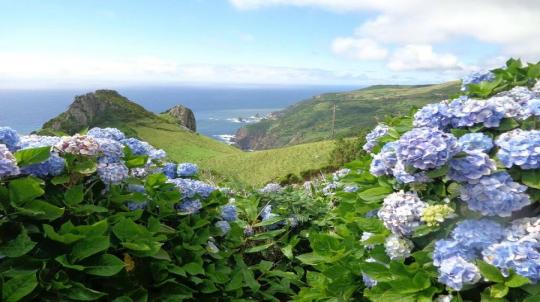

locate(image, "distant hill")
(234, 81), (461, 150)
(37, 90), (338, 187)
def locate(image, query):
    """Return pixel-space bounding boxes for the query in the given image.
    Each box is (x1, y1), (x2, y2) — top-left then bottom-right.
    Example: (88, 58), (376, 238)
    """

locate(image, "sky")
(0, 0), (539, 88)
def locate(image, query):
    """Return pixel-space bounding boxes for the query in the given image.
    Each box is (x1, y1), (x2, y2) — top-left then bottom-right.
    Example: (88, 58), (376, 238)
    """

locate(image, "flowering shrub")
(293, 59), (540, 302)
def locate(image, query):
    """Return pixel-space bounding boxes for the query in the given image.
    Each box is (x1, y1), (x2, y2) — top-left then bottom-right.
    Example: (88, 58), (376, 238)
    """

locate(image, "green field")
(131, 120), (334, 187)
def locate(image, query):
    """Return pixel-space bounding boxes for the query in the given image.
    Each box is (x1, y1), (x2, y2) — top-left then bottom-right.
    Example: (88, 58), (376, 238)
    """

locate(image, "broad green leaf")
(8, 177), (44, 205)
(505, 271), (531, 288)
(14, 146), (51, 167)
(55, 255), (85, 271)
(71, 236), (110, 262)
(65, 184), (84, 205)
(60, 282), (106, 301)
(73, 160), (97, 175)
(125, 155), (148, 168)
(253, 216), (283, 227)
(15, 199), (64, 221)
(51, 174), (70, 185)
(358, 186), (392, 202)
(245, 242), (274, 253)
(2, 272), (38, 302)
(490, 284), (509, 298)
(0, 228), (36, 257)
(225, 270), (243, 291)
(477, 260), (505, 283)
(83, 254), (125, 276)
(295, 253), (327, 265)
(183, 262), (204, 275)
(522, 170), (540, 189)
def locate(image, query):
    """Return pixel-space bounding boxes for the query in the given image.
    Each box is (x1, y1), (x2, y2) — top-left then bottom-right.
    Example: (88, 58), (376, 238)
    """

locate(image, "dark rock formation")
(163, 105), (196, 132)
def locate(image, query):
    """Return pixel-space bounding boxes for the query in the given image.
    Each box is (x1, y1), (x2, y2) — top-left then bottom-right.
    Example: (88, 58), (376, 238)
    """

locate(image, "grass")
(131, 120), (334, 187)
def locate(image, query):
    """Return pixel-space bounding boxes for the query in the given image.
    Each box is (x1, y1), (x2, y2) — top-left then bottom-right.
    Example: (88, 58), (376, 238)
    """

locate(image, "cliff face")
(42, 90), (155, 134)
(163, 105), (196, 132)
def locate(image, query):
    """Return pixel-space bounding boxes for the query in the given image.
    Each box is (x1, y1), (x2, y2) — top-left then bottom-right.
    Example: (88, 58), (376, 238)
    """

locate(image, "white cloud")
(0, 52), (369, 88)
(231, 0), (540, 62)
(387, 45), (461, 71)
(331, 37), (388, 60)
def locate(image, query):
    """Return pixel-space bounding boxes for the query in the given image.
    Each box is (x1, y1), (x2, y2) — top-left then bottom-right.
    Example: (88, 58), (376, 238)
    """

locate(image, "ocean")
(0, 85), (358, 143)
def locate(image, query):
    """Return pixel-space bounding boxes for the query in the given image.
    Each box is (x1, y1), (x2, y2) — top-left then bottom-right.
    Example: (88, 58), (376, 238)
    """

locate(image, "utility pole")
(331, 102), (336, 139)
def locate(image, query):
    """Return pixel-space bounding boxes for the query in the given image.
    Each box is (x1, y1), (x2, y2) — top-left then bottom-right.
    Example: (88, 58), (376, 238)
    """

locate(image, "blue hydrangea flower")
(392, 161), (431, 184)
(461, 71), (495, 91)
(437, 256), (481, 290)
(460, 172), (530, 217)
(448, 151), (496, 182)
(149, 148), (167, 160)
(483, 240), (540, 282)
(127, 184), (145, 193)
(261, 205), (277, 221)
(177, 163), (198, 177)
(413, 103), (451, 129)
(259, 183), (283, 194)
(333, 168), (350, 181)
(168, 178), (216, 199)
(121, 138), (152, 155)
(97, 162), (129, 184)
(322, 182), (337, 196)
(497, 86), (538, 106)
(384, 234), (413, 260)
(489, 96), (530, 120)
(458, 133), (493, 153)
(0, 144), (20, 178)
(363, 124), (389, 152)
(362, 273), (378, 288)
(215, 220), (231, 234)
(447, 97), (505, 128)
(96, 138), (124, 164)
(221, 204), (238, 221)
(0, 127), (20, 151)
(87, 127), (126, 141)
(527, 98), (540, 116)
(370, 141), (398, 176)
(378, 191), (428, 236)
(161, 162), (177, 179)
(176, 199), (202, 214)
(343, 185), (358, 193)
(126, 201), (147, 211)
(432, 239), (476, 267)
(496, 129), (540, 169)
(503, 217), (540, 242)
(19, 135), (64, 177)
(451, 219), (504, 251)
(396, 127), (459, 170)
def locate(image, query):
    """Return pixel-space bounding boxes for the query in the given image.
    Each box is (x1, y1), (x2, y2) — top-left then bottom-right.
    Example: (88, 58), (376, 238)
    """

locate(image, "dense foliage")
(3, 58), (540, 302)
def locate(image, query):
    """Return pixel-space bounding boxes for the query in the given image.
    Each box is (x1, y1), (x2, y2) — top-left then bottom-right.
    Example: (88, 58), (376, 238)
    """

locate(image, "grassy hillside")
(235, 81), (461, 149)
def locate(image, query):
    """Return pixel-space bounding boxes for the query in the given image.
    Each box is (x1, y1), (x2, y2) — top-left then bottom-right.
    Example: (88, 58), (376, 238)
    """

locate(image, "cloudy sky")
(0, 0), (538, 88)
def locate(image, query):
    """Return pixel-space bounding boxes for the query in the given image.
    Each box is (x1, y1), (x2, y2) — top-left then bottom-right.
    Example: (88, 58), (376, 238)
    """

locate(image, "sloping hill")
(235, 81), (460, 150)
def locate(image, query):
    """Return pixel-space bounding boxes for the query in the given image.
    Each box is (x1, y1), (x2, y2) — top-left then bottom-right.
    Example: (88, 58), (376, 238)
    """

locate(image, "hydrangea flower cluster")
(176, 199), (202, 214)
(0, 127), (20, 151)
(0, 144), (20, 178)
(363, 124), (389, 152)
(168, 178), (216, 199)
(458, 133), (493, 152)
(95, 138), (124, 164)
(177, 163), (198, 177)
(378, 191), (427, 236)
(461, 71), (495, 91)
(332, 168), (350, 181)
(447, 97), (505, 128)
(413, 103), (451, 129)
(384, 234), (414, 260)
(221, 204), (238, 221)
(87, 127), (126, 141)
(495, 129), (540, 169)
(420, 204), (454, 227)
(259, 183), (283, 194)
(460, 172), (530, 217)
(55, 134), (100, 156)
(97, 162), (129, 184)
(396, 127), (459, 170)
(448, 151), (496, 182)
(161, 162), (177, 179)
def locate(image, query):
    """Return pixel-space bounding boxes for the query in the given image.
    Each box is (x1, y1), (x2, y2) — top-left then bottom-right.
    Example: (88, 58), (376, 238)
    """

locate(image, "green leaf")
(61, 282), (106, 301)
(0, 228), (36, 257)
(65, 184), (84, 205)
(358, 186), (392, 202)
(83, 254), (125, 276)
(8, 177), (44, 205)
(522, 170), (540, 189)
(183, 262), (204, 275)
(2, 272), (38, 302)
(523, 295), (540, 302)
(225, 270), (244, 291)
(14, 146), (51, 167)
(14, 199), (64, 221)
(125, 155), (149, 168)
(55, 255), (85, 271)
(490, 284), (509, 298)
(73, 160), (97, 175)
(505, 271), (531, 288)
(71, 236), (110, 262)
(295, 253), (327, 265)
(253, 216), (283, 227)
(51, 174), (70, 185)
(477, 260), (505, 283)
(245, 242), (274, 253)
(498, 118), (520, 131)
(426, 165), (448, 178)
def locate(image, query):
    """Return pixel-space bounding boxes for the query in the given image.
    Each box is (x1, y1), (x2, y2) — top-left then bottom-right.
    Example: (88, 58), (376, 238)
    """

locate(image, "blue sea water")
(0, 85), (357, 143)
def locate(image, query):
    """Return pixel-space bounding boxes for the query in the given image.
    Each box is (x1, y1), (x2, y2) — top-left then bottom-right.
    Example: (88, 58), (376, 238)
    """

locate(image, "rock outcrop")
(41, 90), (155, 134)
(163, 105), (196, 132)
